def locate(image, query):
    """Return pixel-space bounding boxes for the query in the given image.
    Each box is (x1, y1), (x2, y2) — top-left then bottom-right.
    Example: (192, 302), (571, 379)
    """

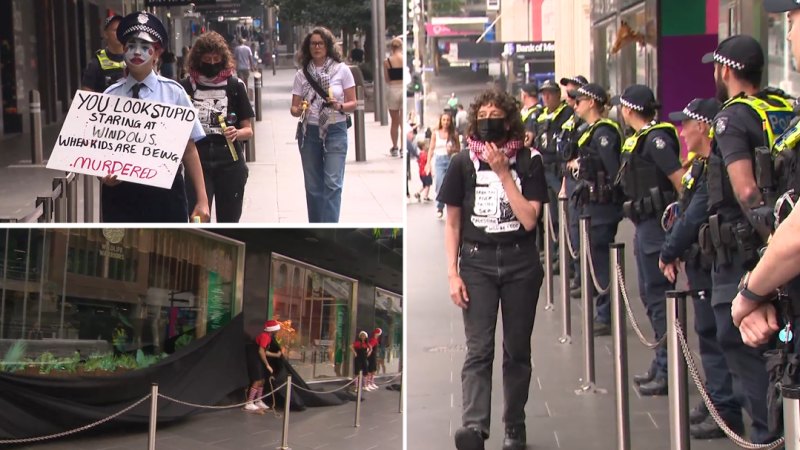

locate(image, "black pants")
(459, 239), (544, 437)
(187, 141), (249, 223)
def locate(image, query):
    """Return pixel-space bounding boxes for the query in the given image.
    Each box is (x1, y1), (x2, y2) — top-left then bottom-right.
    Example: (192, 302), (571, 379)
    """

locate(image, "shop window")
(767, 13), (800, 95)
(374, 288), (403, 375)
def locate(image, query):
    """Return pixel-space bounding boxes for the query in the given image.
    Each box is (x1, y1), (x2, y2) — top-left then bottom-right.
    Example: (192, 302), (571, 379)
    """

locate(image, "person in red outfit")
(244, 319), (282, 412)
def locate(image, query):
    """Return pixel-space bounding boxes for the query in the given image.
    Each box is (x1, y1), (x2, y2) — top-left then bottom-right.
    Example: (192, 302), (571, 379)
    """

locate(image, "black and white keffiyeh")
(300, 57), (338, 142)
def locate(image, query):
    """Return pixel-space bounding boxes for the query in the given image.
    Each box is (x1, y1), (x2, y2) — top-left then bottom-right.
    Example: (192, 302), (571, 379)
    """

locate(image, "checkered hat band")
(620, 97), (644, 112)
(683, 107), (712, 124)
(578, 87), (603, 103)
(123, 24), (163, 43)
(713, 52), (745, 71)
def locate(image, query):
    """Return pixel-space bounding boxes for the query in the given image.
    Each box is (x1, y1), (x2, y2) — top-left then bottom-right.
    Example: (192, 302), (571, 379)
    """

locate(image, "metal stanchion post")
(355, 86), (366, 162)
(667, 291), (689, 450)
(543, 203), (554, 311)
(355, 372), (363, 427)
(610, 243), (630, 450)
(83, 174), (95, 222)
(53, 178), (66, 223)
(398, 372), (403, 413)
(576, 216), (605, 395)
(67, 174), (78, 222)
(148, 383), (158, 450)
(37, 197), (52, 223)
(29, 90), (43, 165)
(783, 385), (800, 450)
(254, 72), (262, 122)
(278, 375), (293, 450)
(558, 197), (571, 344)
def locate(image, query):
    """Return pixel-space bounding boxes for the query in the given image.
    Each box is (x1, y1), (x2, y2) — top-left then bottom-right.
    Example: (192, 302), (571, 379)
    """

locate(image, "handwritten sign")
(47, 91), (197, 189)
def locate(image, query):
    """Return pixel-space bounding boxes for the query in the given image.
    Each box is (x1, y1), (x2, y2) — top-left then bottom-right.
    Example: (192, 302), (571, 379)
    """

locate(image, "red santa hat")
(264, 320), (281, 332)
(373, 328), (382, 336)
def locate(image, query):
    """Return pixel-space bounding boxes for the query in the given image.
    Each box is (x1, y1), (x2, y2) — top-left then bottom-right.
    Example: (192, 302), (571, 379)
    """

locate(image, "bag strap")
(303, 65), (329, 100)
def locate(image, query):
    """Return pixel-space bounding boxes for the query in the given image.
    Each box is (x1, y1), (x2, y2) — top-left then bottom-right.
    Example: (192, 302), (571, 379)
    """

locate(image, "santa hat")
(373, 328), (382, 336)
(358, 330), (369, 339)
(264, 320), (281, 332)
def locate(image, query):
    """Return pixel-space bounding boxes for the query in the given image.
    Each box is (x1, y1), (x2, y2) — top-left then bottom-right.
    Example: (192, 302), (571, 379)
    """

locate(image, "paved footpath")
(0, 68), (404, 224)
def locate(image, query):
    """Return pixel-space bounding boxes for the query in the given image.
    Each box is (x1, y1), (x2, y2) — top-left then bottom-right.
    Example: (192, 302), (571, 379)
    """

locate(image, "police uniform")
(662, 98), (743, 438)
(699, 35), (792, 443)
(519, 83), (542, 134)
(568, 83), (623, 329)
(611, 84), (682, 394)
(101, 12), (206, 223)
(81, 15), (126, 92)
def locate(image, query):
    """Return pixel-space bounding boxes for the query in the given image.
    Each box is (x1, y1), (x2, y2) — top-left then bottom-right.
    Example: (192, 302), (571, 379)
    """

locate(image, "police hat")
(764, 0), (800, 13)
(104, 15), (123, 30)
(610, 84), (660, 112)
(117, 11), (167, 45)
(559, 75), (588, 88)
(668, 98), (721, 124)
(539, 79), (561, 93)
(701, 35), (764, 71)
(571, 83), (609, 105)
(520, 83), (538, 95)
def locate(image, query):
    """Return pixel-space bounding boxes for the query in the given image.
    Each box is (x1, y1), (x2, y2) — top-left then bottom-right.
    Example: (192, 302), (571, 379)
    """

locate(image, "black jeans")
(187, 140), (249, 223)
(459, 238), (544, 437)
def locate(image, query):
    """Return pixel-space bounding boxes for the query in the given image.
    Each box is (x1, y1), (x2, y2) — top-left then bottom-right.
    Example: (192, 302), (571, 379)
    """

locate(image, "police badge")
(137, 13), (149, 24)
(599, 135), (609, 147)
(654, 137), (666, 150)
(715, 117), (728, 135)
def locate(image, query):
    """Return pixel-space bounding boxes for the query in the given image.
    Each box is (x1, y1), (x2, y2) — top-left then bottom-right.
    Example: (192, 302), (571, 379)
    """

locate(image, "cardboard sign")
(47, 91), (197, 189)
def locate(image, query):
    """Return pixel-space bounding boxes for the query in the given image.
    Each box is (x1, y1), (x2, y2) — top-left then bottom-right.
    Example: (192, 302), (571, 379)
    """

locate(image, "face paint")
(125, 39), (155, 66)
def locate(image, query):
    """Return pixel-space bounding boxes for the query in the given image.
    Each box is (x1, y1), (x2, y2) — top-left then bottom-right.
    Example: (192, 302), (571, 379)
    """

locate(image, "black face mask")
(199, 62), (225, 78)
(476, 118), (506, 143)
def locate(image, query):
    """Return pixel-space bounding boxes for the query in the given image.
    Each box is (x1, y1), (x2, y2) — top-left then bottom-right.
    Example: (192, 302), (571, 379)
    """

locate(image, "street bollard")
(53, 178), (67, 223)
(278, 375), (292, 450)
(398, 372), (403, 414)
(558, 197), (571, 344)
(783, 385), (800, 450)
(355, 372), (363, 427)
(355, 86), (367, 162)
(66, 173), (78, 222)
(83, 174), (95, 222)
(148, 383), (158, 450)
(29, 90), (43, 165)
(543, 203), (554, 311)
(37, 196), (52, 223)
(254, 71), (262, 122)
(610, 243), (630, 450)
(576, 216), (606, 395)
(666, 290), (689, 450)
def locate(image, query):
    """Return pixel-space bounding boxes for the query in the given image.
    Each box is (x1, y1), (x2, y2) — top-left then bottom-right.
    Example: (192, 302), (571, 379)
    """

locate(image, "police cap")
(117, 11), (167, 45)
(668, 98), (721, 124)
(520, 83), (538, 95)
(701, 35), (764, 72)
(610, 84), (660, 112)
(539, 79), (561, 93)
(104, 15), (123, 30)
(763, 0), (800, 13)
(571, 83), (608, 105)
(559, 75), (588, 88)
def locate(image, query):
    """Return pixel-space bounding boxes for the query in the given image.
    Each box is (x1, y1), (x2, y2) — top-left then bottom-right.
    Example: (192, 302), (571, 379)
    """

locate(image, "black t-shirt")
(583, 123), (623, 224)
(437, 149), (549, 244)
(184, 77), (255, 146)
(350, 48), (365, 63)
(81, 49), (125, 93)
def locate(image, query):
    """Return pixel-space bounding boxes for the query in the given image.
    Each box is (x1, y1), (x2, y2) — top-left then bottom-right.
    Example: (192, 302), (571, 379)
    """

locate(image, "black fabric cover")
(0, 314), (349, 440)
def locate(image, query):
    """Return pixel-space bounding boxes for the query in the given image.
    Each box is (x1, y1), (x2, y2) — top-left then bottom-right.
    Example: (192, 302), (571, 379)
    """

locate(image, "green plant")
(135, 349), (160, 369)
(116, 354), (137, 370)
(1, 341), (27, 373)
(35, 352), (57, 375)
(175, 334), (193, 351)
(56, 352), (81, 373)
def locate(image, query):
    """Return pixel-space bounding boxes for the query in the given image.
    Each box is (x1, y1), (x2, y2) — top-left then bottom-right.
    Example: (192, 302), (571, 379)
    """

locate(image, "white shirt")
(292, 62), (356, 126)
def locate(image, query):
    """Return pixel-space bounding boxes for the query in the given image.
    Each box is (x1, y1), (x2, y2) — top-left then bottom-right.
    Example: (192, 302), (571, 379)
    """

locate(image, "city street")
(0, 68), (404, 224)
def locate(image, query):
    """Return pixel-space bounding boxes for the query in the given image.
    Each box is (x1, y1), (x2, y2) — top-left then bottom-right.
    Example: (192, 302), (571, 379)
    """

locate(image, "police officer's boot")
(455, 426), (485, 450)
(633, 369), (655, 386)
(638, 376), (668, 396)
(690, 416), (735, 440)
(689, 401), (709, 425)
(502, 424), (526, 450)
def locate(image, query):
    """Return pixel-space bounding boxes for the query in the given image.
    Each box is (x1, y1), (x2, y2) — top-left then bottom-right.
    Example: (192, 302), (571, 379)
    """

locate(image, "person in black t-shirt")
(81, 15), (126, 93)
(438, 89), (548, 450)
(181, 31), (254, 222)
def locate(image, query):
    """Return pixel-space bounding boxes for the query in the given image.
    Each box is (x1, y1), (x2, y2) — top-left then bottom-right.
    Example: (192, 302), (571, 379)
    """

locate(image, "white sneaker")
(244, 402), (261, 412)
(255, 400), (270, 410)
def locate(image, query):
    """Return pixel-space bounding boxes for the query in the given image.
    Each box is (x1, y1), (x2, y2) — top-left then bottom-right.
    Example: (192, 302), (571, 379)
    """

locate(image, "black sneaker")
(638, 376), (668, 396)
(455, 427), (485, 450)
(689, 402), (709, 425)
(689, 416), (728, 440)
(502, 425), (526, 450)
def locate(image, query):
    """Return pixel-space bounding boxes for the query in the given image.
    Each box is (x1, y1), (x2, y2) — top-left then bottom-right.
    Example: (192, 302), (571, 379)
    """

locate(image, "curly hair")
(295, 27), (342, 68)
(185, 31), (235, 74)
(466, 89), (525, 143)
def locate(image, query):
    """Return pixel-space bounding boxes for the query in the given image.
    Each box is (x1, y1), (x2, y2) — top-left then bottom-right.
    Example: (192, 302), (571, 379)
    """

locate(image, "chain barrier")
(560, 204), (579, 260)
(582, 228), (610, 295)
(674, 321), (785, 450)
(616, 264), (666, 349)
(290, 377), (358, 394)
(375, 372), (403, 386)
(0, 394), (152, 445)
(158, 381), (287, 410)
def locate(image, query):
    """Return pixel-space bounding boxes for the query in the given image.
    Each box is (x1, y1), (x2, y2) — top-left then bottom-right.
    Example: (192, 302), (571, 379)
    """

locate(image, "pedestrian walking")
(244, 319), (282, 413)
(180, 31), (253, 223)
(233, 38), (256, 89)
(290, 27), (357, 223)
(385, 37), (405, 156)
(415, 140), (432, 202)
(438, 89), (548, 450)
(81, 14), (125, 93)
(427, 113), (459, 219)
(352, 331), (371, 390)
(101, 11), (209, 223)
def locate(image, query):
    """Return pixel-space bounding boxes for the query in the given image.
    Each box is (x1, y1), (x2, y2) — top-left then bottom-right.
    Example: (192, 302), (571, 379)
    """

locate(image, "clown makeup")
(124, 38), (155, 67)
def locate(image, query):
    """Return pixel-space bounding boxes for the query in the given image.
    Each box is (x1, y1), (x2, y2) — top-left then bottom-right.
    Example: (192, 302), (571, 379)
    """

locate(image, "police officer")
(102, 11), (210, 223)
(661, 98), (743, 439)
(611, 84), (684, 395)
(568, 83), (622, 335)
(520, 83), (542, 147)
(81, 15), (125, 93)
(699, 34), (793, 443)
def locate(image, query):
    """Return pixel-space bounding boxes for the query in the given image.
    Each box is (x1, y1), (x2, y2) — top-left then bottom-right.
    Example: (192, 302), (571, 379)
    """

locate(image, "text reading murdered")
(47, 91), (196, 189)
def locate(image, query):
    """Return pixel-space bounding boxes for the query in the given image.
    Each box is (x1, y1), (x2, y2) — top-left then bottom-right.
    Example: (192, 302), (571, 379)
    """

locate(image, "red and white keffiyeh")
(467, 137), (523, 163)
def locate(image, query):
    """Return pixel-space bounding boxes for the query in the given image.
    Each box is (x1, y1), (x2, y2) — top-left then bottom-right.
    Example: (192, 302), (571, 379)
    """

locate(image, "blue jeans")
(299, 123), (348, 223)
(434, 154), (450, 211)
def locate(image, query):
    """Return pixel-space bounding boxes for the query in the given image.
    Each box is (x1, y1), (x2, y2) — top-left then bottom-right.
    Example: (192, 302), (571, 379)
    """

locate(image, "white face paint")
(124, 38), (155, 66)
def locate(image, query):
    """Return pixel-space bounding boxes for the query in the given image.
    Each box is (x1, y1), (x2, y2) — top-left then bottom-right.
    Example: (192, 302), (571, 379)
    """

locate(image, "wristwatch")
(737, 271), (776, 302)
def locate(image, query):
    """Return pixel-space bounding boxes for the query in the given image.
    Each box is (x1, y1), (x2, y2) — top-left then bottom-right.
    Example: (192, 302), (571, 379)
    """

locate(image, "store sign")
(101, 228), (125, 260)
(47, 91), (196, 189)
(487, 0), (500, 11)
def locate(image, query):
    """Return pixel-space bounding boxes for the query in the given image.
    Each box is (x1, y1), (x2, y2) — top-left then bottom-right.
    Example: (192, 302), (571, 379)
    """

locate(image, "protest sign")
(46, 91), (197, 189)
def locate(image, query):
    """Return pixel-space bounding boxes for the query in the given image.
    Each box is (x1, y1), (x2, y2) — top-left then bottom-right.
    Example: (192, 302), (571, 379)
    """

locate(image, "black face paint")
(200, 62), (225, 78)
(477, 118), (506, 143)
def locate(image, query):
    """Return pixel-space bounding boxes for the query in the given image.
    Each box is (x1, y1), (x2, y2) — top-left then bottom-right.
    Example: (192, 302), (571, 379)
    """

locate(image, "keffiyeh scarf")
(467, 137), (524, 164)
(301, 57), (338, 143)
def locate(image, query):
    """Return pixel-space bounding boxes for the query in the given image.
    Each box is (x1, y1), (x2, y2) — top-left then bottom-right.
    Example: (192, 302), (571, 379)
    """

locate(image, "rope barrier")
(582, 228), (610, 295)
(290, 377), (358, 394)
(158, 382), (287, 410)
(561, 204), (579, 260)
(674, 321), (785, 449)
(0, 394), (152, 445)
(616, 264), (666, 349)
(375, 372), (403, 386)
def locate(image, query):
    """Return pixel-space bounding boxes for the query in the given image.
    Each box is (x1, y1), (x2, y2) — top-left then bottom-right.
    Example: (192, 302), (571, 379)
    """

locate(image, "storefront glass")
(270, 254), (356, 381)
(0, 229), (244, 376)
(767, 13), (800, 95)
(374, 288), (403, 375)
